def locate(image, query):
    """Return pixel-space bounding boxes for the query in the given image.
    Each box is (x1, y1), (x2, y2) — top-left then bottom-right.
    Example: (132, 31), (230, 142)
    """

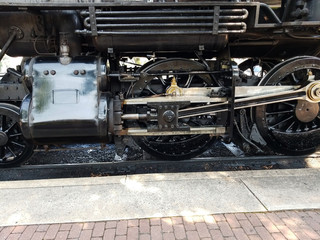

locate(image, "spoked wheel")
(0, 103), (33, 167)
(128, 58), (216, 160)
(255, 57), (320, 155)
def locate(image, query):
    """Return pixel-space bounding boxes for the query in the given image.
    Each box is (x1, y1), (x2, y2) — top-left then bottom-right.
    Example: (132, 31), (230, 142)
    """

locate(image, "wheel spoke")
(282, 102), (296, 108)
(266, 110), (294, 115)
(10, 141), (25, 148)
(270, 116), (294, 129)
(291, 73), (300, 84)
(4, 122), (17, 133)
(285, 120), (296, 132)
(7, 146), (17, 158)
(8, 133), (22, 138)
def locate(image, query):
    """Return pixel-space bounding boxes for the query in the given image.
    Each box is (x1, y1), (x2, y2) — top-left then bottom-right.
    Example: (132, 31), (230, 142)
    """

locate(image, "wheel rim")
(128, 58), (215, 160)
(0, 103), (33, 166)
(255, 57), (320, 154)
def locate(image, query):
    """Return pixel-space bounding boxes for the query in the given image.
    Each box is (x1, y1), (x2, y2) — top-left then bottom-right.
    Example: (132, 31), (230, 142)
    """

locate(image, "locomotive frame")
(0, 0), (319, 166)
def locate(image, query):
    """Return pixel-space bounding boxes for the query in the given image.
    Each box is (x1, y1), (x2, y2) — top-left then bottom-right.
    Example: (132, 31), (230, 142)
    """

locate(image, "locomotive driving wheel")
(255, 57), (320, 155)
(128, 58), (216, 160)
(0, 103), (33, 167)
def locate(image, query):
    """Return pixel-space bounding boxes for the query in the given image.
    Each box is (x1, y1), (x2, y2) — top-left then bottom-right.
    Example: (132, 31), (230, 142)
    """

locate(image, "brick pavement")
(1, 210), (320, 240)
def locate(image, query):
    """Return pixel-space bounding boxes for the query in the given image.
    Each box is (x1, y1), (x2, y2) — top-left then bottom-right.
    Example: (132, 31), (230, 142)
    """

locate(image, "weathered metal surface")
(20, 56), (109, 141)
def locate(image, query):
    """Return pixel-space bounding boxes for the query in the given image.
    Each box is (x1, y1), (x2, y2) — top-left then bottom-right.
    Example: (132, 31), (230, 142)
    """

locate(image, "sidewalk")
(1, 168), (320, 239)
(1, 210), (320, 240)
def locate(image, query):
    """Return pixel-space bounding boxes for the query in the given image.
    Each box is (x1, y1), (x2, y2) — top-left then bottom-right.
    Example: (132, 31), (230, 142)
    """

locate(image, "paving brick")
(150, 218), (161, 226)
(151, 225), (162, 240)
(105, 221), (117, 229)
(282, 217), (300, 230)
(225, 213), (241, 228)
(12, 225), (26, 234)
(31, 231), (45, 240)
(103, 229), (116, 240)
(296, 211), (309, 218)
(6, 211), (320, 240)
(260, 218), (280, 233)
(183, 216), (196, 231)
(214, 214), (226, 222)
(1, 226), (14, 239)
(266, 212), (285, 226)
(224, 237), (237, 240)
(171, 217), (183, 225)
(128, 219), (139, 227)
(163, 232), (175, 240)
(246, 213), (262, 227)
(92, 222), (105, 237)
(204, 215), (219, 230)
(285, 211), (306, 225)
(68, 223), (83, 239)
(217, 221), (234, 237)
(116, 220), (127, 236)
(6, 233), (21, 240)
(139, 219), (150, 234)
(140, 234), (151, 240)
(83, 222), (94, 230)
(235, 213), (247, 220)
(300, 224), (320, 239)
(161, 218), (173, 232)
(79, 229), (92, 240)
(195, 222), (210, 238)
(293, 230), (312, 240)
(248, 235), (262, 240)
(232, 228), (250, 240)
(303, 217), (320, 231)
(276, 211), (289, 219)
(19, 225), (37, 240)
(59, 224), (72, 231)
(127, 227), (138, 240)
(186, 230), (200, 240)
(210, 230), (224, 240)
(307, 211), (320, 223)
(54, 231), (68, 240)
(255, 213), (267, 221)
(173, 224), (186, 240)
(255, 226), (274, 240)
(43, 224), (60, 239)
(115, 236), (126, 240)
(239, 219), (256, 235)
(271, 232), (287, 240)
(192, 216), (204, 223)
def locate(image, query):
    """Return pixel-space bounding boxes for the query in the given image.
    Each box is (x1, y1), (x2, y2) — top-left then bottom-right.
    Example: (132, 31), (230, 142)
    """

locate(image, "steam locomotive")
(0, 0), (319, 167)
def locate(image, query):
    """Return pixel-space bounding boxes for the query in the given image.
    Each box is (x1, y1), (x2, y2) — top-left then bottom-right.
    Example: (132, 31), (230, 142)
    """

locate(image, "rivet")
(43, 70), (49, 75)
(50, 70), (56, 75)
(80, 70), (86, 75)
(74, 70), (79, 75)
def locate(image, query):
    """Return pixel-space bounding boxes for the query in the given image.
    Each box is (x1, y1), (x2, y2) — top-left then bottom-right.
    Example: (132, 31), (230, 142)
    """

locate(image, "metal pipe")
(0, 31), (17, 61)
(121, 114), (148, 120)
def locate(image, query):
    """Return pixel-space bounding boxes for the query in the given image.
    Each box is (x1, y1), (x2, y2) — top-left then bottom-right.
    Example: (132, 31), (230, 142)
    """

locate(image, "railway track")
(1, 153), (319, 181)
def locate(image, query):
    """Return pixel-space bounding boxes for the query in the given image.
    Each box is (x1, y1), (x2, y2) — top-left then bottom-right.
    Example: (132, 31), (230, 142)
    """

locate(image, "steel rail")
(1, 154), (319, 181)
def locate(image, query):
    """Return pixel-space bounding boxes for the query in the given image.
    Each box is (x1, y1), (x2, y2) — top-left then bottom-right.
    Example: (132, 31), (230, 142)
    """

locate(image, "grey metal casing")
(20, 56), (109, 143)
